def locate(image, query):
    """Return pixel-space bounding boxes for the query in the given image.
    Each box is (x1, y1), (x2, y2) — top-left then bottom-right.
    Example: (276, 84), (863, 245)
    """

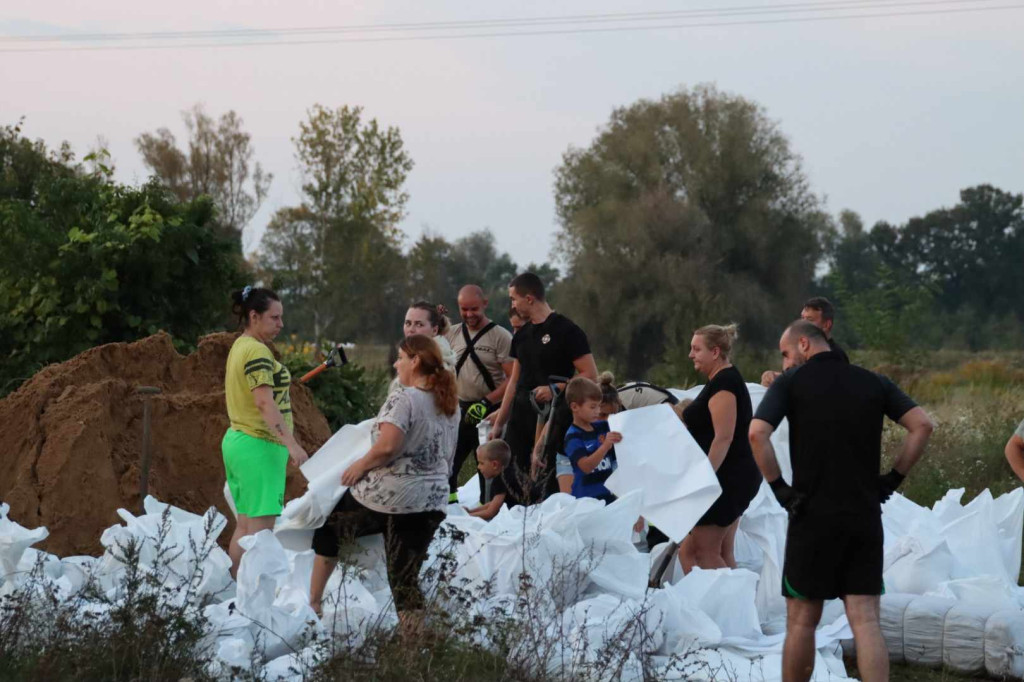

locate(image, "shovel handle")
(299, 363), (329, 384)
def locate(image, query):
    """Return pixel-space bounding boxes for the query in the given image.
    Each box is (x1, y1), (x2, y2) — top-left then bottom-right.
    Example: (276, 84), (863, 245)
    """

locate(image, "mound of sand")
(0, 332), (332, 556)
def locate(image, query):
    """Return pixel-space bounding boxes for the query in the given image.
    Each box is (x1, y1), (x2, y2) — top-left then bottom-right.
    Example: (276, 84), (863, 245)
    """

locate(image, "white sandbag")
(984, 608), (1024, 679)
(606, 404), (721, 543)
(941, 497), (1014, 585)
(673, 568), (762, 641)
(573, 491), (649, 601)
(648, 581), (723, 653)
(735, 487), (788, 633)
(272, 420), (374, 551)
(231, 530), (320, 660)
(942, 601), (995, 674)
(883, 534), (956, 595)
(927, 575), (1023, 611)
(0, 502), (49, 592)
(96, 497), (232, 602)
(902, 595), (956, 668)
(879, 593), (917, 663)
(932, 488), (1024, 583)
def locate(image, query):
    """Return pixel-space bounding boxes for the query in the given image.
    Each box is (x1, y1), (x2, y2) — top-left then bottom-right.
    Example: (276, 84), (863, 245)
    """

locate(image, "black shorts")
(312, 490), (444, 612)
(696, 460), (761, 528)
(782, 512), (883, 600)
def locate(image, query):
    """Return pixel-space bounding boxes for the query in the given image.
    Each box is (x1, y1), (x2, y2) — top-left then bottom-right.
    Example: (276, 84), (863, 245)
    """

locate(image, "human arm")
(485, 360), (516, 406)
(706, 391), (737, 471)
(532, 350), (597, 403)
(574, 431), (622, 474)
(489, 360), (520, 440)
(468, 493), (506, 520)
(1006, 432), (1024, 482)
(252, 385), (308, 466)
(760, 371), (781, 388)
(341, 422), (405, 486)
(749, 418), (803, 514)
(877, 378), (933, 500)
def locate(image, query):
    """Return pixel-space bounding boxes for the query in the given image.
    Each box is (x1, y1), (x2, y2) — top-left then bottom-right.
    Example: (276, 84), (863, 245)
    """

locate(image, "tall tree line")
(4, 86), (1020, 395)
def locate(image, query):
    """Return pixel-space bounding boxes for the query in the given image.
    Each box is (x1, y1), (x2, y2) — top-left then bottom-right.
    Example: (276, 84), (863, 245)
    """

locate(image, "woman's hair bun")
(597, 370), (615, 386)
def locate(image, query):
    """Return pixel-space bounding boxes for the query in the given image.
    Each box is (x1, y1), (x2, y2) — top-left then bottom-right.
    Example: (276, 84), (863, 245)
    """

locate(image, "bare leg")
(722, 519), (740, 569)
(229, 515), (275, 579)
(557, 474), (573, 494)
(228, 515), (249, 579)
(309, 555), (338, 616)
(691, 525), (729, 569)
(783, 597), (823, 682)
(678, 535), (697, 574)
(844, 595), (888, 682)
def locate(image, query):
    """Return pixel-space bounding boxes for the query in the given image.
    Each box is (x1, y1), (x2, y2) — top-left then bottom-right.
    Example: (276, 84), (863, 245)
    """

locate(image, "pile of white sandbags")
(5, 380), (1024, 681)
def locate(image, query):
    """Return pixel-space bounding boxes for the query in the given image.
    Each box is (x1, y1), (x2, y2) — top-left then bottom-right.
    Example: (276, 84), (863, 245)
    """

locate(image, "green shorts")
(222, 429), (288, 517)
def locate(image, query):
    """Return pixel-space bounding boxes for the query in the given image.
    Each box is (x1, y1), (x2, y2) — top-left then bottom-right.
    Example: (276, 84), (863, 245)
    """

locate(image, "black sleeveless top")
(682, 366), (759, 484)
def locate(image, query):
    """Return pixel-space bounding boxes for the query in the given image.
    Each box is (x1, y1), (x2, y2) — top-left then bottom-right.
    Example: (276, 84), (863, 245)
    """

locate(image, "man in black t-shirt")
(489, 272), (597, 505)
(748, 320), (933, 682)
(761, 296), (849, 387)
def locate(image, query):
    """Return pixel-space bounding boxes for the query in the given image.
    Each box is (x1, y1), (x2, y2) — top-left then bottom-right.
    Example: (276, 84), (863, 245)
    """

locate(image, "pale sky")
(2, 1), (1022, 268)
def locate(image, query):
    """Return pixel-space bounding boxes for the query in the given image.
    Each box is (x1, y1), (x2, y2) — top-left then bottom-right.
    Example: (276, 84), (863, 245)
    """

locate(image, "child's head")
(597, 371), (622, 420)
(566, 376), (604, 424)
(476, 439), (511, 479)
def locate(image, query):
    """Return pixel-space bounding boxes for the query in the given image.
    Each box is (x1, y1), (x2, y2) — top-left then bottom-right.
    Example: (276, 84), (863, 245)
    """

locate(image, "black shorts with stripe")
(782, 512), (884, 600)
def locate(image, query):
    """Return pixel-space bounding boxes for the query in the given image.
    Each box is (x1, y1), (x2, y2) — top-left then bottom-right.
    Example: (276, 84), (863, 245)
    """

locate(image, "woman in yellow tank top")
(222, 285), (309, 577)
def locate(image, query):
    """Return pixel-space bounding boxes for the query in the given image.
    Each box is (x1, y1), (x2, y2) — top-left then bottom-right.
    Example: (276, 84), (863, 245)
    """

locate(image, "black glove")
(463, 399), (494, 426)
(879, 468), (906, 503)
(769, 477), (806, 518)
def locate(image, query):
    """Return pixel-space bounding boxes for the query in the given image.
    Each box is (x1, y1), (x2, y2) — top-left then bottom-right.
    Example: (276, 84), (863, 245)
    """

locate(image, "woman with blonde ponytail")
(678, 323), (762, 572)
(309, 334), (459, 635)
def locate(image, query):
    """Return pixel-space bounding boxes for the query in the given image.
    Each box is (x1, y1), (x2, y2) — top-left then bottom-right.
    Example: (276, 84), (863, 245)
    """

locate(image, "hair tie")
(242, 285), (253, 301)
(436, 304), (448, 316)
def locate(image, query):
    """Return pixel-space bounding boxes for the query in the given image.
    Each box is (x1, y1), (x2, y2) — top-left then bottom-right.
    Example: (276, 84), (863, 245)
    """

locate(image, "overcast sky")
(2, 0), (1022, 268)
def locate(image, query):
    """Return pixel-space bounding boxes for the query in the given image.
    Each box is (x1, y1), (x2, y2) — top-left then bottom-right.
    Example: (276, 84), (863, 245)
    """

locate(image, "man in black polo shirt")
(488, 272), (597, 505)
(762, 296), (849, 387)
(748, 320), (933, 682)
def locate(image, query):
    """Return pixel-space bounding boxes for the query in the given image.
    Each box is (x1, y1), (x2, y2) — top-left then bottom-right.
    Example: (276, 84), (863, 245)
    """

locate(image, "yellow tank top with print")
(225, 335), (293, 443)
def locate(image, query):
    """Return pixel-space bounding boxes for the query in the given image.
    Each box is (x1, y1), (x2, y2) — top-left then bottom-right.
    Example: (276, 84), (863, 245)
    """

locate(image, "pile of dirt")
(0, 332), (332, 556)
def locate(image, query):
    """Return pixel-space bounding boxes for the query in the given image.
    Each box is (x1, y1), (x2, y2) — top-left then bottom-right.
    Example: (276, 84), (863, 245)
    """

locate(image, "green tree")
(553, 85), (827, 378)
(259, 105), (413, 344)
(135, 104), (271, 246)
(821, 186), (1024, 350)
(0, 123), (245, 391)
(405, 229), (521, 322)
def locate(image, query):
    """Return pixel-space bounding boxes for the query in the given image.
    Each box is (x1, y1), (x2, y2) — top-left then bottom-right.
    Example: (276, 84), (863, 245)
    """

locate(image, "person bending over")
(465, 439), (511, 521)
(749, 319), (933, 682)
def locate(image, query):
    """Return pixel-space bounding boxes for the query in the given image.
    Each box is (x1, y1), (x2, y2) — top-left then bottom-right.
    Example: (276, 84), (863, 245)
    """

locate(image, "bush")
(0, 123), (247, 396)
(283, 353), (385, 430)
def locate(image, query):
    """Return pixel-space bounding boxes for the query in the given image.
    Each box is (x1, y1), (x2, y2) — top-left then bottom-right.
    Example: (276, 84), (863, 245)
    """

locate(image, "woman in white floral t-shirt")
(310, 334), (459, 633)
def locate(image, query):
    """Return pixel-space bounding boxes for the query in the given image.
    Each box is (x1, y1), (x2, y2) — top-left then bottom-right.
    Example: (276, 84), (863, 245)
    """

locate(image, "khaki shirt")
(445, 322), (513, 402)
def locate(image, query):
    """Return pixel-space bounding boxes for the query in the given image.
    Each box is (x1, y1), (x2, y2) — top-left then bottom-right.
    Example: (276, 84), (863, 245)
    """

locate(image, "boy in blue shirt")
(563, 376), (624, 503)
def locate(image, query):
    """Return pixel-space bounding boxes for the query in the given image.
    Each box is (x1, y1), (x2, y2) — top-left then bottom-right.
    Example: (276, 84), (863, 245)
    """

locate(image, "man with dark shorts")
(489, 272), (597, 505)
(762, 296), (849, 387)
(748, 320), (933, 682)
(444, 284), (514, 501)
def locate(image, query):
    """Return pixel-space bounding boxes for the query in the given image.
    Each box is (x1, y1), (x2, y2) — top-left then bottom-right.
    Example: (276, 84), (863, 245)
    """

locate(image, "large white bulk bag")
(903, 596), (957, 668)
